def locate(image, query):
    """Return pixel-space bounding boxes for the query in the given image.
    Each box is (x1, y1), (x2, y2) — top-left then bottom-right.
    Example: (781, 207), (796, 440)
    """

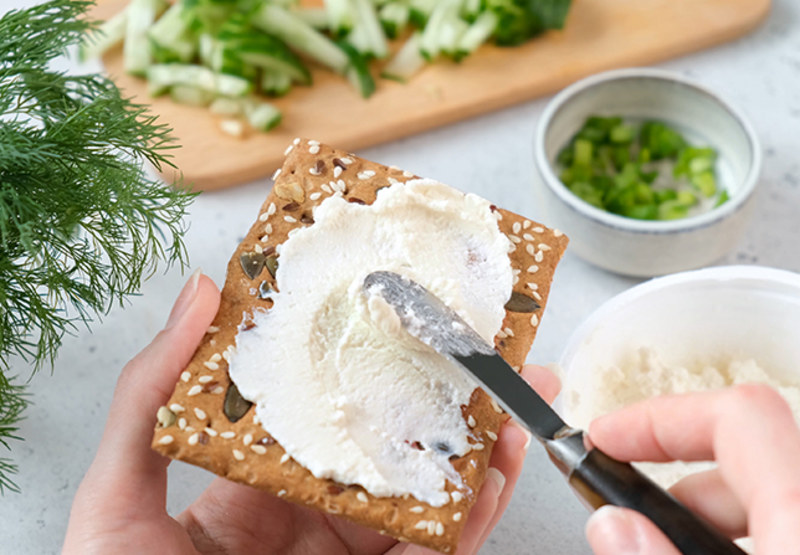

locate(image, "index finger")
(588, 384), (800, 553)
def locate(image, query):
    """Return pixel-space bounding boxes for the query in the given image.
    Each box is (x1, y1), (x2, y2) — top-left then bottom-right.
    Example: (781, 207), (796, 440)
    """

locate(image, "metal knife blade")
(362, 270), (567, 440)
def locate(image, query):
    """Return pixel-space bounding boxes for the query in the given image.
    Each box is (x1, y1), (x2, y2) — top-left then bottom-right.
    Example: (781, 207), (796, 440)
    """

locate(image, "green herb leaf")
(0, 0), (196, 492)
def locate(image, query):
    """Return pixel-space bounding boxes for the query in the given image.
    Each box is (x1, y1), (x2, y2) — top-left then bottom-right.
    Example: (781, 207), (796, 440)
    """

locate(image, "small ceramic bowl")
(556, 265), (800, 426)
(533, 68), (762, 277)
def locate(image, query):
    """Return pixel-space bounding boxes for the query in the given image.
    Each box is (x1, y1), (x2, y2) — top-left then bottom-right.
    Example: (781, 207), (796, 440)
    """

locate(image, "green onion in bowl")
(556, 116), (728, 221)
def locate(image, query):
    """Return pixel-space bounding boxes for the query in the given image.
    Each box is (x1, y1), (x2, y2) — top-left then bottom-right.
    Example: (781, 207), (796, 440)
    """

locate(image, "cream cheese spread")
(229, 180), (513, 506)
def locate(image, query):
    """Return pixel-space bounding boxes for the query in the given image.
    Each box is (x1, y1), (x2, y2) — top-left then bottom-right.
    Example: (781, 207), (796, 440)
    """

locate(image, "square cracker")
(152, 139), (568, 553)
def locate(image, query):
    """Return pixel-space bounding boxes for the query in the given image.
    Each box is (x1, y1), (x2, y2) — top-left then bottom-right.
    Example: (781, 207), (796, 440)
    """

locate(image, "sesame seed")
(451, 491), (464, 503)
(496, 330), (507, 339)
(553, 228), (563, 237)
(357, 170), (376, 180)
(266, 203), (276, 217)
(233, 449), (245, 461)
(507, 242), (516, 253)
(512, 222), (521, 234)
(539, 243), (552, 252)
(309, 167), (320, 176)
(309, 191), (322, 201)
(527, 265), (539, 273)
(409, 506), (424, 514)
(435, 522), (444, 536)
(467, 415), (476, 428)
(335, 179), (347, 193)
(188, 433), (199, 446)
(309, 144), (320, 154)
(198, 375), (214, 384)
(523, 233), (535, 242)
(258, 212), (269, 222)
(490, 398), (503, 413)
(284, 215), (297, 223)
(187, 385), (202, 396)
(512, 268), (521, 275)
(211, 386), (224, 395)
(532, 226), (544, 233)
(243, 434), (253, 446)
(207, 326), (220, 334)
(414, 520), (428, 531)
(427, 521), (436, 535)
(333, 166), (343, 178)
(220, 431), (236, 439)
(525, 244), (536, 256)
(321, 183), (332, 194)
(203, 361), (219, 370)
(253, 244), (263, 254)
(508, 235), (522, 244)
(473, 443), (485, 451)
(308, 139), (320, 146)
(158, 435), (174, 445)
(169, 403), (185, 413)
(512, 275), (519, 286)
(340, 157), (353, 164)
(272, 168), (282, 180)
(357, 492), (368, 503)
(504, 327), (514, 337)
(527, 282), (539, 291)
(277, 489), (287, 497)
(494, 211), (503, 221)
(178, 418), (187, 430)
(210, 353), (222, 363)
(180, 371), (191, 383)
(523, 220), (532, 229)
(453, 512), (462, 522)
(280, 453), (290, 464)
(486, 431), (498, 441)
(534, 251), (544, 263)
(250, 444), (267, 455)
(259, 235), (269, 243)
(512, 365), (521, 371)
(204, 427), (218, 437)
(530, 313), (539, 327)
(402, 170), (413, 177)
(284, 144), (294, 155)
(388, 177), (400, 185)
(265, 223), (273, 234)
(194, 408), (207, 420)
(185, 426), (195, 432)
(292, 137), (300, 145)
(532, 291), (543, 301)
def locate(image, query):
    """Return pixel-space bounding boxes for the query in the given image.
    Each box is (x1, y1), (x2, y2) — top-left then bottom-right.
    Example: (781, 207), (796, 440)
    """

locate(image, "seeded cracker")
(152, 140), (568, 553)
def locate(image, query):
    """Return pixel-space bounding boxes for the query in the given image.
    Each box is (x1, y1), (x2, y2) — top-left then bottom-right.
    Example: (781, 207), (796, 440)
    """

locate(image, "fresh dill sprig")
(0, 0), (197, 492)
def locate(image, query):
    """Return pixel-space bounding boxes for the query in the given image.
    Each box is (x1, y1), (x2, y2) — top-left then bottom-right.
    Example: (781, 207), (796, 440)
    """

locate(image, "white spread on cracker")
(229, 180), (513, 506)
(565, 346), (800, 488)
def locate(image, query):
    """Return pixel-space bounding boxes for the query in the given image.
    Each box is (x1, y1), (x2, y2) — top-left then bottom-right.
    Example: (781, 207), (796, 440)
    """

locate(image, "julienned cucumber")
(86, 0), (573, 134)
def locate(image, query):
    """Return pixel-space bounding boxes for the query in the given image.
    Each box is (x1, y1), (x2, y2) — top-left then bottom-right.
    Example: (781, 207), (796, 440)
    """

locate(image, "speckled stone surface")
(2, 1), (800, 553)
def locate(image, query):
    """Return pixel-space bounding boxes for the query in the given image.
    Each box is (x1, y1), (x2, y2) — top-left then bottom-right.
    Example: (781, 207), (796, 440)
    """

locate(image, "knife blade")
(363, 270), (746, 555)
(362, 270), (567, 440)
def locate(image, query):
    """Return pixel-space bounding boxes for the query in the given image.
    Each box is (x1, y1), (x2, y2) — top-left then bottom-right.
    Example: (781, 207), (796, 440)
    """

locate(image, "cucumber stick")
(252, 4), (349, 75)
(146, 64), (252, 97)
(123, 0), (166, 76)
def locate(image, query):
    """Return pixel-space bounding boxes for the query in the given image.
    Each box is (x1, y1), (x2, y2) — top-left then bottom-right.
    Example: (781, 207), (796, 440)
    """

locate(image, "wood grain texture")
(91, 0), (770, 190)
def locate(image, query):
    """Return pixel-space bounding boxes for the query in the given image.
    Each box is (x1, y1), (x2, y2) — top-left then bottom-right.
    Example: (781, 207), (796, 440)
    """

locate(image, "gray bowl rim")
(534, 67), (762, 235)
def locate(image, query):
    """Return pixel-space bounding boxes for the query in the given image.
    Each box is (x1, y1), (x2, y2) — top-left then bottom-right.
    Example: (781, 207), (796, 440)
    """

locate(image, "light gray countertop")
(2, 1), (800, 553)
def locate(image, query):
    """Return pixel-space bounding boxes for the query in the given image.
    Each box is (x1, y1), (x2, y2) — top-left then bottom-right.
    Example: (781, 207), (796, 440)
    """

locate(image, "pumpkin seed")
(265, 255), (279, 278)
(504, 291), (540, 313)
(223, 382), (253, 423)
(240, 251), (266, 280)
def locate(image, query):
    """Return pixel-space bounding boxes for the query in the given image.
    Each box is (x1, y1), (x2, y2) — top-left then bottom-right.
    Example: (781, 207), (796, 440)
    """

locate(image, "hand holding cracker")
(62, 271), (561, 554)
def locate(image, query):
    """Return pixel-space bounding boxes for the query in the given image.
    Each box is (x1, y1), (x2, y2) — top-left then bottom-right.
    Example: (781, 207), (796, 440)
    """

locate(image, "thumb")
(586, 506), (681, 555)
(81, 271), (221, 510)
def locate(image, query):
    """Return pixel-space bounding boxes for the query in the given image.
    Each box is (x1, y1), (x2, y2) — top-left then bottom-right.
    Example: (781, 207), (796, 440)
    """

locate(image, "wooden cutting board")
(92, 0), (770, 190)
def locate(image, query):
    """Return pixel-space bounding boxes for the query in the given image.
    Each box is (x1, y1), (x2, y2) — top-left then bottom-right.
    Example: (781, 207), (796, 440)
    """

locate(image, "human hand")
(63, 271), (561, 555)
(584, 385), (800, 554)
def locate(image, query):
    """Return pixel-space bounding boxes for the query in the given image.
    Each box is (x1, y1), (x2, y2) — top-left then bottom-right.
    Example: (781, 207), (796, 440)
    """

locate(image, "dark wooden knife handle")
(569, 447), (745, 555)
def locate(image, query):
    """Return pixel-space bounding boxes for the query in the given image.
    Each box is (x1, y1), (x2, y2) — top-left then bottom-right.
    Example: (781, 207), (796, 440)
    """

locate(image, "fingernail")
(585, 506), (642, 555)
(486, 467), (506, 492)
(510, 420), (533, 451)
(166, 269), (203, 329)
